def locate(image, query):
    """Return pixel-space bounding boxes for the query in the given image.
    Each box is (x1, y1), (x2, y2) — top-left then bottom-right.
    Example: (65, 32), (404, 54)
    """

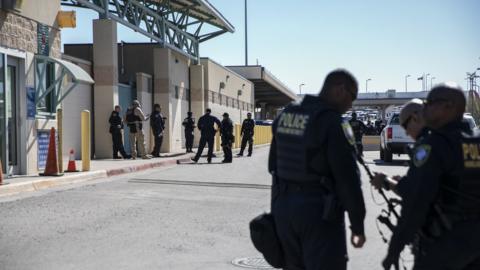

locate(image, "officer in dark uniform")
(182, 112), (196, 153)
(373, 83), (480, 270)
(220, 112), (234, 163)
(349, 112), (366, 155)
(150, 104), (166, 157)
(109, 105), (129, 159)
(237, 112), (255, 157)
(269, 69), (366, 270)
(191, 108), (221, 163)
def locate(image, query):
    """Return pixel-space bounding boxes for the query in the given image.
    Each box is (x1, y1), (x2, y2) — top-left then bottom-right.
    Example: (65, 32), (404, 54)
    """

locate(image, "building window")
(36, 61), (56, 116)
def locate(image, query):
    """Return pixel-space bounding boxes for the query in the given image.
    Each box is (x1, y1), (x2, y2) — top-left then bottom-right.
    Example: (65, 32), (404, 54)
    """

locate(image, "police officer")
(269, 69), (366, 270)
(109, 105), (129, 159)
(191, 108), (221, 163)
(375, 83), (480, 270)
(349, 112), (366, 155)
(126, 100), (150, 159)
(220, 112), (234, 163)
(237, 112), (255, 157)
(150, 104), (166, 157)
(182, 112), (196, 153)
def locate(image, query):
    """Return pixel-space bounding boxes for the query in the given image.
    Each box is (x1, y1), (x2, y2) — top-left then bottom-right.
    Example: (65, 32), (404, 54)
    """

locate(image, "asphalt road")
(0, 147), (412, 270)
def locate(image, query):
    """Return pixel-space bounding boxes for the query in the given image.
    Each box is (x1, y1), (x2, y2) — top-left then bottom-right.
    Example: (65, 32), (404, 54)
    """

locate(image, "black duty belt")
(279, 181), (327, 194)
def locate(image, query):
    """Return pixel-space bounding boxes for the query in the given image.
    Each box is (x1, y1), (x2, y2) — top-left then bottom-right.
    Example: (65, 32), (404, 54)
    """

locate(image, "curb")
(0, 155), (192, 198)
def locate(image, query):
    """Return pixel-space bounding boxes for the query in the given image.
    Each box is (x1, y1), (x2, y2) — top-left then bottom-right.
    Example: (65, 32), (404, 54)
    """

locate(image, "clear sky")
(61, 0), (480, 94)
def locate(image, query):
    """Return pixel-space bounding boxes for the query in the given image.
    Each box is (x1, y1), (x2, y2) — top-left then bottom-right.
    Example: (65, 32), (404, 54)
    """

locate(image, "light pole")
(430, 76), (436, 89)
(405, 74), (411, 92)
(425, 73), (431, 90)
(244, 0), (248, 66)
(299, 83), (305, 95)
(366, 78), (372, 93)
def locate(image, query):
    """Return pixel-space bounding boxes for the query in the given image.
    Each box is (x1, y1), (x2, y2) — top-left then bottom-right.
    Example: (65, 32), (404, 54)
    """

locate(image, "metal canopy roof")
(61, 0), (235, 59)
(227, 66), (298, 107)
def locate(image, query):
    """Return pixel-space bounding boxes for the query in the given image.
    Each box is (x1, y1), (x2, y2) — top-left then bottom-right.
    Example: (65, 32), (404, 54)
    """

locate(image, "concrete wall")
(17, 0), (61, 27)
(136, 72), (153, 153)
(0, 10), (61, 58)
(61, 55), (92, 161)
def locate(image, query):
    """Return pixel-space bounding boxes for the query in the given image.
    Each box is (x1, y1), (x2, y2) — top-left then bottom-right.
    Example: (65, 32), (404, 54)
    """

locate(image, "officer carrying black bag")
(249, 212), (285, 268)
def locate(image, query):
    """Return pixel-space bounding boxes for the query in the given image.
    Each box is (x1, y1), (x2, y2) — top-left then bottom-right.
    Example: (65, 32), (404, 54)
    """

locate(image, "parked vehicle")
(379, 112), (414, 162)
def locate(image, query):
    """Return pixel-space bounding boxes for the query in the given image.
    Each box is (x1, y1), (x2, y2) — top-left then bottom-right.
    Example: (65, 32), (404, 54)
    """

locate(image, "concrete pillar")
(153, 48), (172, 152)
(92, 19), (118, 159)
(190, 64), (204, 147)
(136, 73), (153, 153)
(259, 102), (267, 120)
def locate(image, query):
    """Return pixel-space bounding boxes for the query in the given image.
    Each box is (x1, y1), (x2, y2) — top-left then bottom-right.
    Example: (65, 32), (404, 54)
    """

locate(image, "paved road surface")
(0, 147), (412, 270)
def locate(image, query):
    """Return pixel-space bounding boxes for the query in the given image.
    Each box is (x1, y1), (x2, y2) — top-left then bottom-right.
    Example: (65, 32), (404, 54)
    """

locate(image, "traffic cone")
(40, 127), (63, 176)
(65, 149), (79, 173)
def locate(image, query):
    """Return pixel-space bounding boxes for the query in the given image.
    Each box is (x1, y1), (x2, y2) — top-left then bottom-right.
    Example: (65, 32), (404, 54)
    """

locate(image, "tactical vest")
(274, 103), (332, 183)
(126, 110), (142, 133)
(442, 130), (480, 214)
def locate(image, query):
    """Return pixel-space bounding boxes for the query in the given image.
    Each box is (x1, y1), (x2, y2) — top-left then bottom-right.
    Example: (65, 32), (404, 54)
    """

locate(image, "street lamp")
(299, 83), (305, 95)
(430, 76), (436, 89)
(425, 73), (431, 90)
(405, 74), (411, 92)
(366, 78), (372, 93)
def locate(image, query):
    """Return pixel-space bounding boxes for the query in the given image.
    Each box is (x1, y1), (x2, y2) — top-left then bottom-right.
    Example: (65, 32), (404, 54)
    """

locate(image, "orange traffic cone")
(40, 127), (63, 176)
(65, 149), (79, 172)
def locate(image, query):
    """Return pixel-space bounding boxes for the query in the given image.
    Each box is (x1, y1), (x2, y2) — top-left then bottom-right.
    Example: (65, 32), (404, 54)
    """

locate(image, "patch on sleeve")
(341, 121), (356, 146)
(413, 144), (432, 167)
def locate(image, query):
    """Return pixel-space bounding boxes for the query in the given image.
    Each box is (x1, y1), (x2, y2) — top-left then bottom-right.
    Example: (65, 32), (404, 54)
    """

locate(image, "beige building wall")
(200, 58), (254, 125)
(61, 55), (92, 161)
(16, 0), (61, 27)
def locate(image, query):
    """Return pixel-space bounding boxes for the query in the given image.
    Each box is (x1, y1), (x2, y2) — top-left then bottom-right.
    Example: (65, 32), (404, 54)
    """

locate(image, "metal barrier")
(214, 124), (273, 151)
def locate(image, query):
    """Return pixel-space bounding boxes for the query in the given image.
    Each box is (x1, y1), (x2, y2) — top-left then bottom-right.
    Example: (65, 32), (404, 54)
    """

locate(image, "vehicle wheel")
(384, 148), (393, 162)
(380, 147), (384, 160)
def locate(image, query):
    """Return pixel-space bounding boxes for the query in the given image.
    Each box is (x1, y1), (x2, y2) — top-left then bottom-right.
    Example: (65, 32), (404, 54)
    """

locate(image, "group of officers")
(108, 100), (256, 163)
(268, 69), (480, 270)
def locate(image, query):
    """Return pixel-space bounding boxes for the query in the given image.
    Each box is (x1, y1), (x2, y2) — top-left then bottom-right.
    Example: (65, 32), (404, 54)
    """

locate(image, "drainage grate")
(232, 257), (275, 269)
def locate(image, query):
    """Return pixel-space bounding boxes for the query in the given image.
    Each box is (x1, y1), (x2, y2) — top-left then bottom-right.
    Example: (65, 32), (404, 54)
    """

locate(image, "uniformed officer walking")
(182, 112), (196, 153)
(237, 112), (255, 157)
(349, 112), (366, 155)
(373, 83), (480, 270)
(269, 69), (366, 270)
(126, 100), (151, 159)
(220, 113), (234, 163)
(191, 108), (221, 163)
(150, 104), (166, 157)
(109, 105), (129, 159)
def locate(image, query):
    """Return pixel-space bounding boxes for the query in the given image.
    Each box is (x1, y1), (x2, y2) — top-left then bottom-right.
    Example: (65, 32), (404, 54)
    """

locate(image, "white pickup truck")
(379, 112), (413, 162)
(380, 113), (478, 162)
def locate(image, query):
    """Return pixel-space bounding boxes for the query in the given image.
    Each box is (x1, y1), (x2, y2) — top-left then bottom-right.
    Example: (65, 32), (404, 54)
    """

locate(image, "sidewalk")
(0, 152), (193, 198)
(0, 144), (271, 198)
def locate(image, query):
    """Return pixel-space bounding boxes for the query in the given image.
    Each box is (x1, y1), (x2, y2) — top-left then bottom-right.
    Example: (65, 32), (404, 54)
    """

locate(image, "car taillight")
(387, 127), (392, 139)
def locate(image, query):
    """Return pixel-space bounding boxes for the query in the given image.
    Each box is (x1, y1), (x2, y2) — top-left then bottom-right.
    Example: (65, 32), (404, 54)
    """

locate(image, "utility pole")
(405, 74), (411, 92)
(244, 0), (248, 66)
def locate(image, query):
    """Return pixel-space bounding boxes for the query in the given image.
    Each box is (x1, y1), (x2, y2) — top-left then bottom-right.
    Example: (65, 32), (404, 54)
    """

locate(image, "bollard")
(81, 110), (91, 171)
(57, 108), (64, 173)
(215, 131), (221, 152)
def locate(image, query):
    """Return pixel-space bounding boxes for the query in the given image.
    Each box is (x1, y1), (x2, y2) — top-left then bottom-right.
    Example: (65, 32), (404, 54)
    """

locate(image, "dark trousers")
(272, 188), (347, 270)
(194, 135), (214, 161)
(239, 135), (253, 155)
(222, 139), (232, 162)
(111, 130), (127, 158)
(413, 220), (480, 270)
(185, 131), (194, 151)
(152, 133), (163, 156)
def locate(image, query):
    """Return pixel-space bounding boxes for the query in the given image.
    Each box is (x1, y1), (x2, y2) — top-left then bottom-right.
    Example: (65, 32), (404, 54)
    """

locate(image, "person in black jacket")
(372, 84), (480, 270)
(349, 112), (366, 155)
(182, 112), (196, 153)
(109, 105), (129, 159)
(237, 112), (255, 157)
(191, 108), (221, 163)
(269, 69), (366, 270)
(150, 104), (166, 157)
(220, 113), (234, 163)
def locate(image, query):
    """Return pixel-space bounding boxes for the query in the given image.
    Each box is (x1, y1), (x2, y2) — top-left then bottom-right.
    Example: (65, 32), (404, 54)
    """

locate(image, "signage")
(37, 23), (50, 56)
(26, 86), (36, 119)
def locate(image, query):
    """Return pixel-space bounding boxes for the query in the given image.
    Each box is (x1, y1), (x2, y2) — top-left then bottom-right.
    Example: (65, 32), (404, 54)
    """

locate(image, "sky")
(61, 0), (480, 94)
